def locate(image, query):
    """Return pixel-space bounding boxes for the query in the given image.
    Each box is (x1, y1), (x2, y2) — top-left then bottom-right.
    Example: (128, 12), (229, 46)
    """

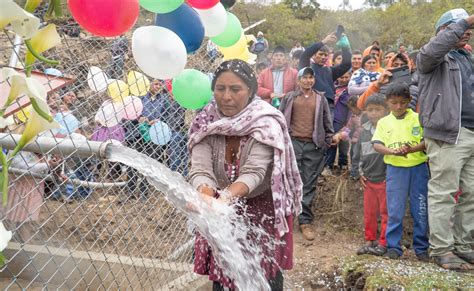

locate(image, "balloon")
(53, 112), (80, 136)
(127, 70), (150, 96)
(107, 80), (130, 103)
(44, 68), (63, 77)
(87, 66), (109, 93)
(194, 3), (228, 37)
(219, 33), (246, 59)
(187, 0), (219, 10)
(220, 0), (235, 9)
(234, 48), (250, 62)
(68, 0), (139, 37)
(210, 13), (242, 47)
(122, 96), (143, 120)
(155, 4), (204, 53)
(149, 121), (172, 145)
(172, 69), (212, 110)
(132, 26), (187, 80)
(165, 79), (173, 93)
(140, 0), (183, 13)
(95, 100), (124, 127)
(233, 48), (257, 64)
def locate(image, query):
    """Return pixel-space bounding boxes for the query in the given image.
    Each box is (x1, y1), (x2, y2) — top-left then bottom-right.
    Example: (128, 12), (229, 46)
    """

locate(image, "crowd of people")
(1, 6), (473, 289)
(190, 8), (474, 288)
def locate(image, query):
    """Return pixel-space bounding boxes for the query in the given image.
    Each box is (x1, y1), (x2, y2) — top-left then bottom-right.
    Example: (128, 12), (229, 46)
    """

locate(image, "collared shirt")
(372, 109), (427, 167)
(140, 92), (167, 121)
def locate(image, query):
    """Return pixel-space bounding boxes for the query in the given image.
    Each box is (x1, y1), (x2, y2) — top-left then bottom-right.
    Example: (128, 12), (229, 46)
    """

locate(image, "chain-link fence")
(0, 8), (225, 290)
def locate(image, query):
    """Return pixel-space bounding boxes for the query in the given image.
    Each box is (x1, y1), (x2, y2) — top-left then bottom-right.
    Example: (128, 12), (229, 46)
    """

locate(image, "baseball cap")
(297, 67), (314, 79)
(435, 8), (469, 31)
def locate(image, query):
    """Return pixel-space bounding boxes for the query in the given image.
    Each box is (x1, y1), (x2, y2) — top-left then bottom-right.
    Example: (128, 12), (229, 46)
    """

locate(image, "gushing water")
(106, 145), (271, 290)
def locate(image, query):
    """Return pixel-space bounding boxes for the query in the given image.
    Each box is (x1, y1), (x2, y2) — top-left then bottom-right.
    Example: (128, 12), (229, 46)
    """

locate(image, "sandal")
(433, 252), (474, 273)
(357, 241), (376, 255)
(368, 245), (387, 256)
(453, 251), (474, 264)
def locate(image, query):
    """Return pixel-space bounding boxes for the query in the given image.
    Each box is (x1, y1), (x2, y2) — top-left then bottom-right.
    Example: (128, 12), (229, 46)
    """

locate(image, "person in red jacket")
(257, 46), (298, 105)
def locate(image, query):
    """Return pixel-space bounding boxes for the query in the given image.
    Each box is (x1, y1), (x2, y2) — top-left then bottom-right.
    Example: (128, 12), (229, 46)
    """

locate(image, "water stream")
(106, 144), (271, 290)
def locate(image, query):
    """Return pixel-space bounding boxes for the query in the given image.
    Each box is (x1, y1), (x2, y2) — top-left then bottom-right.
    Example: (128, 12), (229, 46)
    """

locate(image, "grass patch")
(341, 255), (474, 290)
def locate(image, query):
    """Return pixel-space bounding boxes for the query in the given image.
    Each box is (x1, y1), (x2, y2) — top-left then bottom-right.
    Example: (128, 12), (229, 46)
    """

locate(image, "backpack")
(253, 40), (266, 53)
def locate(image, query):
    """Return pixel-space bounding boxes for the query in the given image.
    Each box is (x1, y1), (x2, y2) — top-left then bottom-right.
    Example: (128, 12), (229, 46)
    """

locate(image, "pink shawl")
(188, 99), (303, 236)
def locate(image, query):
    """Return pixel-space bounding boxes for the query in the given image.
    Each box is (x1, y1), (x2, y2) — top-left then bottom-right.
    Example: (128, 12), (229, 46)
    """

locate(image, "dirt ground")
(285, 174), (365, 289)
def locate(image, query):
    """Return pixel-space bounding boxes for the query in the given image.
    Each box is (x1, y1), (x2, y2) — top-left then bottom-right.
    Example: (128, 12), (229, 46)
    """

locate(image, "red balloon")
(186, 0), (219, 9)
(165, 79), (173, 93)
(68, 0), (139, 37)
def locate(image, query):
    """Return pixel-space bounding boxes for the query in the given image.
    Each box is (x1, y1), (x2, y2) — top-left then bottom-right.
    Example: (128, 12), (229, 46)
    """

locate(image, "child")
(326, 72), (352, 174)
(346, 98), (362, 179)
(352, 94), (389, 256)
(331, 96), (362, 178)
(371, 82), (429, 261)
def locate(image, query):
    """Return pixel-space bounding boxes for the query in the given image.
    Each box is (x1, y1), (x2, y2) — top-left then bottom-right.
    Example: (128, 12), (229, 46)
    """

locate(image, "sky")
(317, 0), (366, 10)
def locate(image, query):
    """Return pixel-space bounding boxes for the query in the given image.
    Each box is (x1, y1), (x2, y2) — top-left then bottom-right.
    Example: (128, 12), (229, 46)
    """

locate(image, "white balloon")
(87, 66), (109, 93)
(194, 3), (228, 37)
(95, 100), (124, 128)
(132, 26), (187, 80)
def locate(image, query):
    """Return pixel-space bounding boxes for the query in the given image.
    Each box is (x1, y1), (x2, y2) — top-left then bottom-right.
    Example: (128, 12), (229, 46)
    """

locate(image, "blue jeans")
(167, 132), (189, 177)
(386, 163), (430, 256)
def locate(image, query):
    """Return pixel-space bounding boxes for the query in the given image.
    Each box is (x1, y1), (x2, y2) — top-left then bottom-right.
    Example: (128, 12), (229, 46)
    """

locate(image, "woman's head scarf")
(211, 59), (258, 99)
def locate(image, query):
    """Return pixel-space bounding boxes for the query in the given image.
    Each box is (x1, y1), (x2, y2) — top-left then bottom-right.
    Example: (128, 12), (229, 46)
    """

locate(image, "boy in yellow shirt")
(372, 82), (429, 261)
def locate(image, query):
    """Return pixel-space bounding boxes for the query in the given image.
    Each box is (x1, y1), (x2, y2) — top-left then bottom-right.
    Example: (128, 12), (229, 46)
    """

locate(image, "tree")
(364, 0), (396, 7)
(284, 0), (320, 20)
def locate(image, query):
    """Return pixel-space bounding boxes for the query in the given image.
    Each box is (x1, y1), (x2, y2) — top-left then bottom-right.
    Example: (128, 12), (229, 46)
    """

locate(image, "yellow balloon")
(107, 80), (130, 103)
(219, 33), (247, 60)
(234, 48), (250, 62)
(15, 106), (32, 123)
(127, 70), (150, 96)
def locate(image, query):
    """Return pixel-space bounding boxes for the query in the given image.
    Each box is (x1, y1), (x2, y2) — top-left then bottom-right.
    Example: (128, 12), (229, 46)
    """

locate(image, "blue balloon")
(54, 112), (80, 136)
(155, 4), (204, 53)
(149, 121), (172, 145)
(44, 68), (63, 77)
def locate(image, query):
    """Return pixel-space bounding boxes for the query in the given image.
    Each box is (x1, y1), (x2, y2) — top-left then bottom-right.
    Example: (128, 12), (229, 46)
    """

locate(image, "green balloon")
(172, 69), (212, 110)
(140, 0), (184, 14)
(210, 12), (242, 47)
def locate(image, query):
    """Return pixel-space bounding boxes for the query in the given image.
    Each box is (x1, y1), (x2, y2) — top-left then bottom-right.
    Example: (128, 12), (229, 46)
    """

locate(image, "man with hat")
(299, 32), (352, 116)
(280, 67), (338, 241)
(417, 9), (474, 271)
(251, 31), (269, 58)
(257, 46), (298, 105)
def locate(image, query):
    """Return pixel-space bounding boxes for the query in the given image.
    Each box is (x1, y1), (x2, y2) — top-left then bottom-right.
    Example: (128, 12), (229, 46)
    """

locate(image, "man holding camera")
(299, 30), (352, 116)
(417, 9), (474, 271)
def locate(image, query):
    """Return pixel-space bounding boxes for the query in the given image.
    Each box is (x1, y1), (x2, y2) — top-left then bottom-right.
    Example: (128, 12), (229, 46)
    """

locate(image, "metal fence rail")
(0, 8), (223, 289)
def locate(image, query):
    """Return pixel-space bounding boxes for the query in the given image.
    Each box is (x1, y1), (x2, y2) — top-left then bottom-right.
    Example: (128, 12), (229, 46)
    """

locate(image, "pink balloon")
(122, 96), (143, 120)
(95, 100), (124, 127)
(68, 0), (139, 37)
(186, 0), (219, 9)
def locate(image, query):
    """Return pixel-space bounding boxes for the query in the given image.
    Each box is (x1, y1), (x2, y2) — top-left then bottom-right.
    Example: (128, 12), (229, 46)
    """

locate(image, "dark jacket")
(416, 19), (472, 144)
(279, 89), (334, 148)
(299, 42), (352, 104)
(352, 121), (386, 183)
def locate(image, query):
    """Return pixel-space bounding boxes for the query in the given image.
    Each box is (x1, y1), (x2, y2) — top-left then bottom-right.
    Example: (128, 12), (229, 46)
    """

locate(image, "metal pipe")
(0, 133), (110, 159)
